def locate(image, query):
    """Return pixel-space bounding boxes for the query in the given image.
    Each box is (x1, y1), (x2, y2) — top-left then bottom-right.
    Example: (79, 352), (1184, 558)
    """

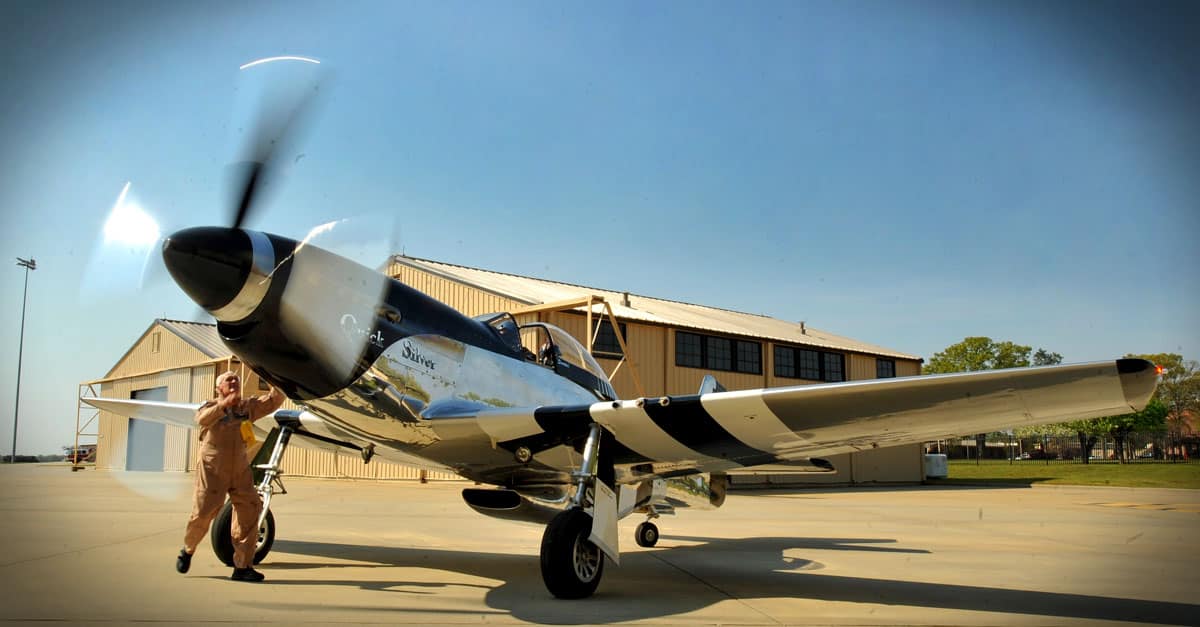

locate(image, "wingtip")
(1116, 358), (1153, 375)
(1116, 358), (1158, 411)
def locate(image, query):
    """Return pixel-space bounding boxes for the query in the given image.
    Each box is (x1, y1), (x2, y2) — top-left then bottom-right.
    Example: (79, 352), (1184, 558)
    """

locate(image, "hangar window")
(591, 320), (626, 359)
(706, 337), (732, 371)
(675, 332), (702, 368)
(876, 359), (896, 378)
(823, 352), (845, 382)
(798, 349), (821, 380)
(773, 345), (795, 378)
(676, 332), (761, 374)
(775, 346), (845, 382)
(736, 341), (761, 375)
(151, 331), (161, 354)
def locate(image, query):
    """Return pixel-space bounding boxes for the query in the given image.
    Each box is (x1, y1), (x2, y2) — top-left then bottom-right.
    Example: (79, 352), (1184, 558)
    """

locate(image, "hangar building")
(86, 255), (924, 485)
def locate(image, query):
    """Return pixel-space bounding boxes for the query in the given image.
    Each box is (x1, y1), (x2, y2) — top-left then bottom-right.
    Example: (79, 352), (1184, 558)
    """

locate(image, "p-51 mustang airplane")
(82, 63), (1159, 597)
(85, 225), (1160, 598)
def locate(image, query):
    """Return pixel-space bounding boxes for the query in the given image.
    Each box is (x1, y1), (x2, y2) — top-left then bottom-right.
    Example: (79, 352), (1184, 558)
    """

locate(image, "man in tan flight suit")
(175, 370), (285, 582)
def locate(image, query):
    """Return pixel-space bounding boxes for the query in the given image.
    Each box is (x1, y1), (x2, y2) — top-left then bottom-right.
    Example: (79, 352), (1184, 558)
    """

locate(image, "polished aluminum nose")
(161, 226), (275, 322)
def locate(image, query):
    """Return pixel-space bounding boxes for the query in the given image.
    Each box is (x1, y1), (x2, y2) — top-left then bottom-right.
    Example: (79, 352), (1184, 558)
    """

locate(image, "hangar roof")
(389, 256), (920, 361)
(157, 319), (226, 358)
(98, 318), (226, 381)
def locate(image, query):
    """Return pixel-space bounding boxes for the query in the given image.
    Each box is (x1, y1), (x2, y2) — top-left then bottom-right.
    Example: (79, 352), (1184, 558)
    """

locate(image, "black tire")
(211, 501), (275, 567)
(634, 521), (659, 548)
(540, 508), (604, 599)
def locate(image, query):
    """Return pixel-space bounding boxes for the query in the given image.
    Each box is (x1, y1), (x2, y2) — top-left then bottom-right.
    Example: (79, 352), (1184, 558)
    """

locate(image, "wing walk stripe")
(642, 396), (779, 466)
(532, 406), (592, 436)
(590, 401), (708, 464)
(531, 406), (645, 464)
(700, 391), (811, 460)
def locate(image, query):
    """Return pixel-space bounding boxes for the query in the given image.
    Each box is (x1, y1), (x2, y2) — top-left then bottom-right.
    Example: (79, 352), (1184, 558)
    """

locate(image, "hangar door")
(126, 387), (167, 471)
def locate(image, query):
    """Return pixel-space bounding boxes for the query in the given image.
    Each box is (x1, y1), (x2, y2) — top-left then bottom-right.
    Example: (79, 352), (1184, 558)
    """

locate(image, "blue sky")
(1, 0), (1197, 455)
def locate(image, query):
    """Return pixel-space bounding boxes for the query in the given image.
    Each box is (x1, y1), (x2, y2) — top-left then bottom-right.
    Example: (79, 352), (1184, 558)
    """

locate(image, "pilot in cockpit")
(538, 341), (559, 367)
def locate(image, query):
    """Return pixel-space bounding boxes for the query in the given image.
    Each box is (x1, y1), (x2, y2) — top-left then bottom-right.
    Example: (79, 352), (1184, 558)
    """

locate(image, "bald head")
(215, 370), (242, 401)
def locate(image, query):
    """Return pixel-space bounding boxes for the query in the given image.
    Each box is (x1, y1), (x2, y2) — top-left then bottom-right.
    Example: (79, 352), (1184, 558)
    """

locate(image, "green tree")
(1095, 398), (1168, 463)
(925, 337), (1062, 374)
(927, 337), (1024, 373)
(1061, 417), (1107, 463)
(1033, 349), (1064, 366)
(1127, 353), (1199, 419)
(927, 338), (1063, 462)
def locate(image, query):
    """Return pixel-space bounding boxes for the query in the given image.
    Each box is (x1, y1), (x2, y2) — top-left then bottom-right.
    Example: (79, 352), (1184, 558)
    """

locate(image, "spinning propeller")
(84, 56), (400, 323)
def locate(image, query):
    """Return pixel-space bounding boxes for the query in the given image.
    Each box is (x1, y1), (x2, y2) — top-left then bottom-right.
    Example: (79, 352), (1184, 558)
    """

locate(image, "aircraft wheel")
(540, 508), (604, 599)
(211, 501), (276, 567)
(634, 521), (659, 547)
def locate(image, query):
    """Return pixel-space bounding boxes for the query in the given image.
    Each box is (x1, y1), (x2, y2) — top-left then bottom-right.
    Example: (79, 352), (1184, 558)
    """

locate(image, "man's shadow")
(245, 535), (1195, 625)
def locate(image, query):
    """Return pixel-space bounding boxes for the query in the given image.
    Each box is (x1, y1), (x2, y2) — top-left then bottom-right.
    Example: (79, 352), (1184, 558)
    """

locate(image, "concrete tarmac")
(1, 463), (1197, 626)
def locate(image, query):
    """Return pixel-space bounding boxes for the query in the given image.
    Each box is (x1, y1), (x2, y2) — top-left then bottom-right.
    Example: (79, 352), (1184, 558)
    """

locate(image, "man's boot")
(231, 567), (265, 582)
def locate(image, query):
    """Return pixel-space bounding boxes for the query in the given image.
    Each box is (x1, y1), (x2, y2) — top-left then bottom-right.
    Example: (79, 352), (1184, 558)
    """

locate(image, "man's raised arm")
(247, 384), (285, 421)
(194, 400), (225, 428)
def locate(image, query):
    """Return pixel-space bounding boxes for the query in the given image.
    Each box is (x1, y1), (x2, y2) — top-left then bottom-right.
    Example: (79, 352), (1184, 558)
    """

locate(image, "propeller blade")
(226, 57), (327, 229)
(82, 182), (169, 299)
(229, 161), (264, 230)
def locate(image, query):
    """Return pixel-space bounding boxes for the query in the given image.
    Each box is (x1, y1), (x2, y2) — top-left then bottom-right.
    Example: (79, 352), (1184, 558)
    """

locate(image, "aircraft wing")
(486, 358), (1159, 471)
(81, 396), (368, 457)
(81, 397), (200, 430)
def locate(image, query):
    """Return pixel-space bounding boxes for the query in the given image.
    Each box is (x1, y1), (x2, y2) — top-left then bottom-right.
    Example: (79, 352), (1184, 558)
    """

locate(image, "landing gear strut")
(540, 423), (614, 599)
(209, 416), (298, 567)
(208, 411), (373, 567)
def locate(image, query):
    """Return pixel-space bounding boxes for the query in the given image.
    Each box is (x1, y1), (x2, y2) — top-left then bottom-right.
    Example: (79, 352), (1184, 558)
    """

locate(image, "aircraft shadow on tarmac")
(255, 536), (1195, 624)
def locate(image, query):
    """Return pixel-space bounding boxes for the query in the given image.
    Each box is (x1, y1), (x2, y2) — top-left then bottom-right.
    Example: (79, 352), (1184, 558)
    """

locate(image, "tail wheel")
(211, 501), (275, 566)
(635, 521), (659, 547)
(540, 508), (604, 599)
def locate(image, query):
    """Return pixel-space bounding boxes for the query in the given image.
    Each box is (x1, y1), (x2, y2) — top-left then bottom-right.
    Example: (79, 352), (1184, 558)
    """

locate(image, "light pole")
(11, 257), (35, 463)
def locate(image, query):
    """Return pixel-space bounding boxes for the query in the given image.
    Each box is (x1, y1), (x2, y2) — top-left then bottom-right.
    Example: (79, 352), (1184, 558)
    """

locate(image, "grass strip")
(928, 460), (1200, 489)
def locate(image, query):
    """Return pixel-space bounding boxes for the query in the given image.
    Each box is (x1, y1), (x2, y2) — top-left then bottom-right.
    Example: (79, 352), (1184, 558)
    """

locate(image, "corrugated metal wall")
(97, 368), (194, 471)
(107, 327), (212, 379)
(97, 382), (125, 471)
(848, 354), (876, 381)
(545, 312), (669, 398)
(162, 370), (192, 472)
(388, 262), (526, 317)
(603, 322), (666, 399)
(542, 313), (921, 398)
(187, 366), (215, 470)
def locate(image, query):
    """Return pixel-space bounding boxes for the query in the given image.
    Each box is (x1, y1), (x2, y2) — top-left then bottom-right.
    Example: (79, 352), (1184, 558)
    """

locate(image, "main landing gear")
(541, 508), (604, 599)
(540, 423), (614, 599)
(209, 411), (374, 567)
(210, 414), (296, 567)
(211, 501), (276, 566)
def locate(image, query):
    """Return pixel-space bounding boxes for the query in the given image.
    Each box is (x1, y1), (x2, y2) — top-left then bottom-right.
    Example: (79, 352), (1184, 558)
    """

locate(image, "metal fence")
(926, 432), (1200, 464)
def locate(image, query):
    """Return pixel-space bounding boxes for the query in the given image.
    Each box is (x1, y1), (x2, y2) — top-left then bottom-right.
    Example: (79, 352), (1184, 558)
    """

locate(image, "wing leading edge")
(493, 358), (1157, 473)
(81, 397), (201, 430)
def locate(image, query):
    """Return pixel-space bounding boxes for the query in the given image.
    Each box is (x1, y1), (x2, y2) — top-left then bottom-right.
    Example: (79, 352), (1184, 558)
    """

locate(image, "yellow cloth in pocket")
(240, 419), (257, 448)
